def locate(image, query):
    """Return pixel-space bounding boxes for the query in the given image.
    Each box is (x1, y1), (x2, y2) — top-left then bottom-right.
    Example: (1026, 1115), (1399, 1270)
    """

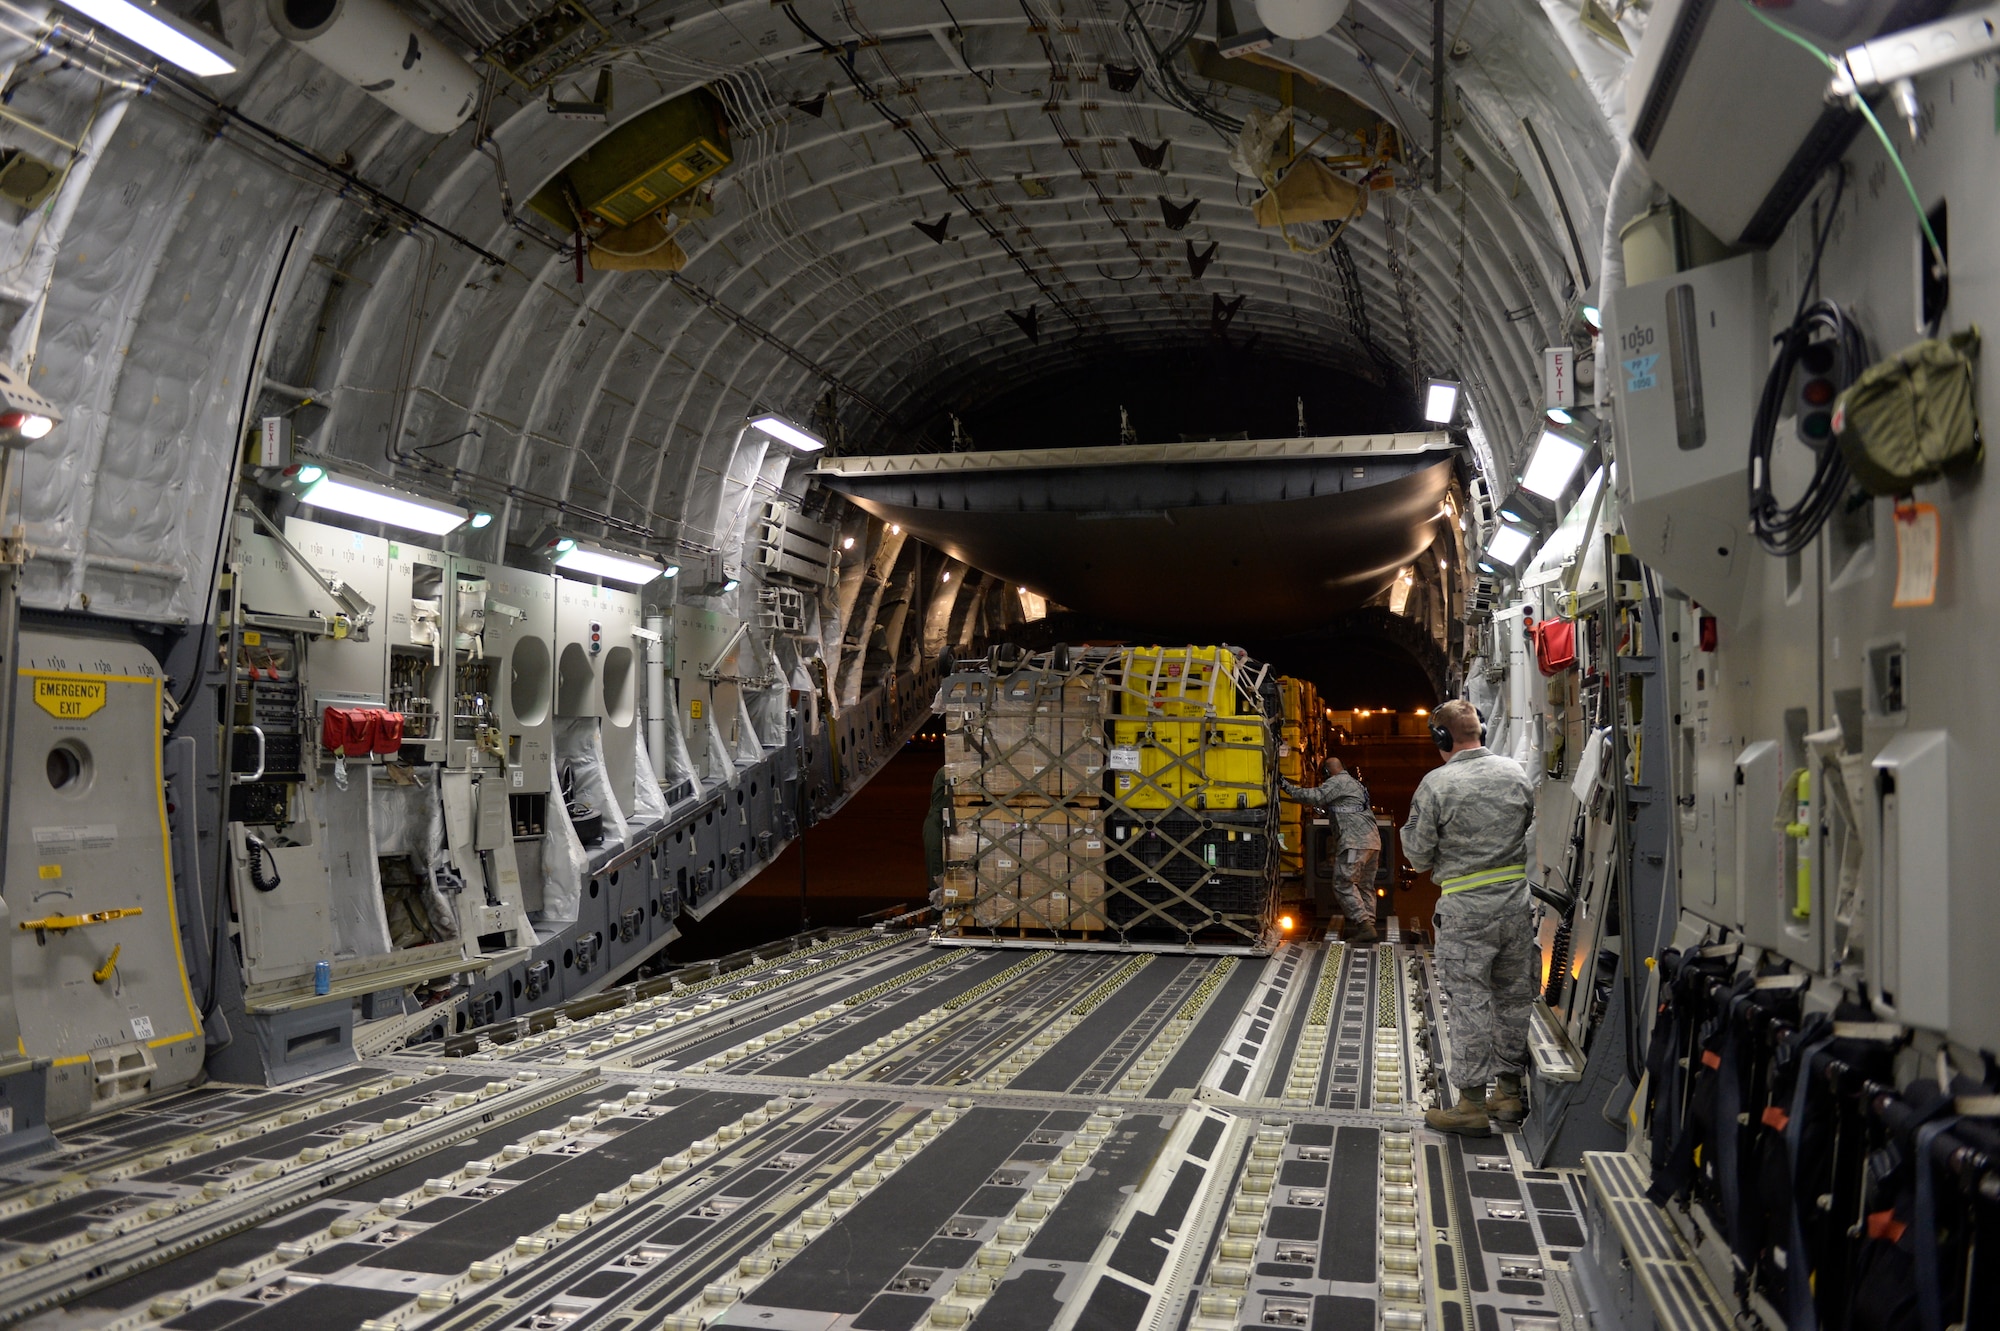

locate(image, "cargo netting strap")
(937, 645), (1279, 946)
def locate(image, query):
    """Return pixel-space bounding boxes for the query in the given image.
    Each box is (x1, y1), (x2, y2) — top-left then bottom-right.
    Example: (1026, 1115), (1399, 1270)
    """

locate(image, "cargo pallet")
(934, 645), (1280, 954)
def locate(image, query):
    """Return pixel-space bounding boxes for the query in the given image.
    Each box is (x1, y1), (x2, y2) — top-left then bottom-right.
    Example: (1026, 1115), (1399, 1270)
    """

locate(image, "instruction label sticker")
(130, 1015), (154, 1041)
(1107, 747), (1142, 772)
(33, 677), (107, 720)
(1623, 354), (1661, 393)
(689, 699), (704, 720)
(1894, 503), (1940, 607)
(34, 825), (117, 854)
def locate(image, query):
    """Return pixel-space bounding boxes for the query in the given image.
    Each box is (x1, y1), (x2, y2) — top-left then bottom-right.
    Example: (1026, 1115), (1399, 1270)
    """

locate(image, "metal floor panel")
(0, 935), (1696, 1331)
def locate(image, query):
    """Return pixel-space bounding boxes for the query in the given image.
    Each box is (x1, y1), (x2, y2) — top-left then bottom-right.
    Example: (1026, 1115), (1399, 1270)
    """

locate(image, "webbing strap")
(1915, 1112), (1962, 1331)
(1439, 863), (1526, 894)
(1714, 991), (1749, 1278)
(1783, 1035), (1837, 1331)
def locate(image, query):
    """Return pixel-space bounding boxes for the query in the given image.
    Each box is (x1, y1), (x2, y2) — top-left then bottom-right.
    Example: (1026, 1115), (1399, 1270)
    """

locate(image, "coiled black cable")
(245, 835), (281, 893)
(1748, 300), (1867, 556)
(1748, 166), (1867, 556)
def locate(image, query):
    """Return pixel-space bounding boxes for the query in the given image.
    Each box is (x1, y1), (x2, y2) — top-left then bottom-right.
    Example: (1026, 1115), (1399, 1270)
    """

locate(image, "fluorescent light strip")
(555, 545), (667, 585)
(1423, 380), (1459, 424)
(1486, 524), (1533, 565)
(748, 415), (825, 452)
(60, 0), (238, 76)
(300, 475), (467, 535)
(1520, 430), (1586, 500)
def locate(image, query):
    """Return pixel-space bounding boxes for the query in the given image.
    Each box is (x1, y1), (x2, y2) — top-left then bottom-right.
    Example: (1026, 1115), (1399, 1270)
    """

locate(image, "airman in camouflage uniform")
(1402, 700), (1537, 1135)
(1279, 757), (1381, 944)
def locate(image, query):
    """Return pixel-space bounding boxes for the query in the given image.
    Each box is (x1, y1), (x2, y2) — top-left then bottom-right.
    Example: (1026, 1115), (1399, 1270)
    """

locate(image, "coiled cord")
(245, 834), (281, 893)
(1748, 299), (1867, 557)
(1748, 164), (1867, 557)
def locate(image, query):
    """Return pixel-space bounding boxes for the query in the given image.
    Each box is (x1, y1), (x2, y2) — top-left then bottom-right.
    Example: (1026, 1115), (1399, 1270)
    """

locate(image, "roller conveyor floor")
(0, 930), (1646, 1331)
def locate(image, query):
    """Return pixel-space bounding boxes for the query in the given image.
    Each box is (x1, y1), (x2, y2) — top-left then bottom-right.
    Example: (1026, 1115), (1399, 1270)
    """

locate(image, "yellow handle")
(92, 945), (121, 984)
(18, 906), (144, 933)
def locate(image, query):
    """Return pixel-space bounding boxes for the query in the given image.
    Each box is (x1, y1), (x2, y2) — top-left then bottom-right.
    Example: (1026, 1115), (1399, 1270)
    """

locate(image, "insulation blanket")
(538, 748), (589, 927)
(556, 716), (630, 850)
(631, 733), (669, 826)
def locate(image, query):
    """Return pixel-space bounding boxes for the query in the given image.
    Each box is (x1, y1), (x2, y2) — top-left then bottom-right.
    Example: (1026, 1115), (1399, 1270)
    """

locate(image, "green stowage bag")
(1833, 326), (1982, 495)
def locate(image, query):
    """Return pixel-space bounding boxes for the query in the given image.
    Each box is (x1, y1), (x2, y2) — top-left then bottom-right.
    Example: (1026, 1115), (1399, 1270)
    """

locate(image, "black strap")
(1783, 1033), (1837, 1331)
(1914, 1111), (1961, 1331)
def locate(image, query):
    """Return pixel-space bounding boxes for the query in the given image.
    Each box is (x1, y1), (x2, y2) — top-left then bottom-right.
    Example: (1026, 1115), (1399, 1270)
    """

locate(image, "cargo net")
(1274, 675), (1327, 887)
(935, 645), (1278, 950)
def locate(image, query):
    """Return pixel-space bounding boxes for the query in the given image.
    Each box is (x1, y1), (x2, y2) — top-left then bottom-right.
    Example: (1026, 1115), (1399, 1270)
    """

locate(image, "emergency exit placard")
(33, 676), (107, 720)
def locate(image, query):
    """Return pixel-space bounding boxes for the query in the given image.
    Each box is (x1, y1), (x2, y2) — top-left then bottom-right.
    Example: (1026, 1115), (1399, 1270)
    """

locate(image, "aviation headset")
(1428, 704), (1488, 753)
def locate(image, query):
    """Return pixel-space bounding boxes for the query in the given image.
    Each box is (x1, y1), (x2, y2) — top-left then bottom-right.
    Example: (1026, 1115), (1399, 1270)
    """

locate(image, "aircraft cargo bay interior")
(0, 0), (1990, 1328)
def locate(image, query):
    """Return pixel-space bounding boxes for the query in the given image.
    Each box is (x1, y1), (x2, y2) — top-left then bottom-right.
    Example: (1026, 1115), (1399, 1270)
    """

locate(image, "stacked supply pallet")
(934, 645), (1278, 951)
(939, 660), (1110, 935)
(1101, 646), (1276, 946)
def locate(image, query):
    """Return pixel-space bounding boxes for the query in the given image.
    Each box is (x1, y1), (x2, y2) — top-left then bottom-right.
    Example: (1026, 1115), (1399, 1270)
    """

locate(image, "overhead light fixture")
(298, 470), (467, 535)
(1486, 524), (1533, 566)
(841, 536), (855, 550)
(57, 0), (239, 76)
(1581, 305), (1601, 329)
(0, 362), (61, 448)
(470, 511), (494, 529)
(747, 413), (825, 452)
(1520, 427), (1587, 500)
(1422, 378), (1461, 424)
(2, 410), (53, 442)
(1478, 560), (1495, 573)
(721, 577), (739, 592)
(1546, 407), (1573, 425)
(1499, 508), (1523, 523)
(1017, 586), (1027, 593)
(889, 523), (901, 535)
(940, 570), (951, 582)
(294, 463), (325, 486)
(548, 539), (670, 585)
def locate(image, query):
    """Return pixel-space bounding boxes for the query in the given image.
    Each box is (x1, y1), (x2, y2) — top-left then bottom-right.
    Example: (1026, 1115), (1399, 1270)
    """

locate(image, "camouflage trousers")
(1334, 848), (1378, 927)
(1432, 890), (1538, 1091)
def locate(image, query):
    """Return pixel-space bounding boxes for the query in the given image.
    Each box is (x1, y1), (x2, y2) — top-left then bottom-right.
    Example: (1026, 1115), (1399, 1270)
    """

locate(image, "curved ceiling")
(0, 0), (1640, 620)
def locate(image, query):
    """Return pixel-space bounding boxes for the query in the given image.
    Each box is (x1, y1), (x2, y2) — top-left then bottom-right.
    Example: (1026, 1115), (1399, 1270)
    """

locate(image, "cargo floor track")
(0, 929), (1721, 1331)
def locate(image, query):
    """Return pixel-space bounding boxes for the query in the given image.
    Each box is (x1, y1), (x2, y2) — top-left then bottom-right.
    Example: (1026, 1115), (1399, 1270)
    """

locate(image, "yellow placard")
(690, 699), (704, 720)
(34, 677), (107, 720)
(242, 631), (262, 646)
(37, 865), (60, 879)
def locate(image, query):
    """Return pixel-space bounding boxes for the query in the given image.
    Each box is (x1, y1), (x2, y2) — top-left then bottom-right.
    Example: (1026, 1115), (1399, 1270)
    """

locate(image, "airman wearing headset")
(1401, 699), (1537, 1135)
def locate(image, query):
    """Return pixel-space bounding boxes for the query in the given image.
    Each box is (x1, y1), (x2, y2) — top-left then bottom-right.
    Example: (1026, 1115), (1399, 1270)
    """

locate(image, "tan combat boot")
(1489, 1072), (1526, 1126)
(1426, 1085), (1491, 1136)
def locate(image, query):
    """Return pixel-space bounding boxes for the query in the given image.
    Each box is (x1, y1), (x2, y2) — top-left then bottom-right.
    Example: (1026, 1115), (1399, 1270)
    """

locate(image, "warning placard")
(33, 677), (107, 720)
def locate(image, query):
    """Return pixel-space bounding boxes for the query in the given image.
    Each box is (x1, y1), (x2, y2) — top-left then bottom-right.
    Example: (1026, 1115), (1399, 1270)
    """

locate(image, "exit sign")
(1543, 347), (1575, 410)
